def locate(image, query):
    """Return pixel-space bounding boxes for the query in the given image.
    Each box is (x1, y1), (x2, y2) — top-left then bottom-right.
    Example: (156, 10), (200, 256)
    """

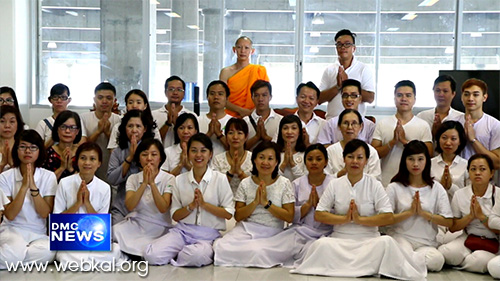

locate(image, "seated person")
(294, 82), (325, 145)
(0, 105), (25, 172)
(276, 115), (306, 181)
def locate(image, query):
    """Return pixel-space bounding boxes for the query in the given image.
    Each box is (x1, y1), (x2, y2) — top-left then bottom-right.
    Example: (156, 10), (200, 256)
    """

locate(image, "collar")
(188, 166), (213, 185)
(436, 154), (461, 166)
(251, 108), (276, 122)
(14, 167), (41, 182)
(336, 56), (358, 70)
(295, 111), (320, 125)
(138, 171), (162, 186)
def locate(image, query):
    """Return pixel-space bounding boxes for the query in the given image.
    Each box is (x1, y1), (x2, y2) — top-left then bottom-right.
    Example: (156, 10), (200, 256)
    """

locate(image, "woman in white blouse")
(439, 154), (499, 274)
(276, 115), (306, 181)
(292, 139), (426, 280)
(113, 138), (175, 259)
(144, 133), (234, 267)
(214, 141), (295, 267)
(387, 140), (453, 271)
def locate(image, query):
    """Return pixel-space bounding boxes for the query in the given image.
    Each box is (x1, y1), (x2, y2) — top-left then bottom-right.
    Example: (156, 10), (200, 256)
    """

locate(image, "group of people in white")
(1, 30), (500, 280)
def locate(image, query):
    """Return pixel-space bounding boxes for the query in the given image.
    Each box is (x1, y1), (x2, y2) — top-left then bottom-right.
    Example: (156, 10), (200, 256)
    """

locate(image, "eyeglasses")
(335, 42), (354, 49)
(18, 145), (39, 152)
(50, 95), (69, 101)
(341, 121), (360, 128)
(167, 88), (185, 93)
(59, 124), (79, 131)
(0, 98), (15, 104)
(342, 93), (361, 99)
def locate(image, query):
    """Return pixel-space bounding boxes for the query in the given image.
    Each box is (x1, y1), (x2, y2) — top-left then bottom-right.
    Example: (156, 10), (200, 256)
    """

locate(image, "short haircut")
(0, 105), (25, 140)
(394, 80), (416, 95)
(234, 36), (253, 46)
(94, 82), (116, 96)
(75, 142), (103, 171)
(391, 140), (433, 187)
(435, 121), (466, 155)
(206, 80), (230, 98)
(251, 141), (281, 179)
(461, 78), (488, 95)
(304, 143), (328, 164)
(52, 110), (82, 144)
(467, 153), (494, 172)
(134, 138), (166, 169)
(117, 110), (156, 150)
(251, 80), (272, 97)
(343, 139), (370, 159)
(334, 29), (356, 44)
(124, 89), (155, 122)
(50, 83), (70, 97)
(224, 117), (249, 137)
(296, 81), (320, 99)
(337, 109), (363, 127)
(341, 79), (362, 94)
(276, 115), (306, 153)
(173, 113), (199, 144)
(0, 86), (20, 109)
(164, 75), (186, 91)
(433, 75), (456, 92)
(187, 133), (213, 153)
(12, 129), (46, 168)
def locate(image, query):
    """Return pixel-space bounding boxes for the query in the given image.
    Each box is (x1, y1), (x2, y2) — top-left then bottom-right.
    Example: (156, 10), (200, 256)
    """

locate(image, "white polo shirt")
(416, 107), (464, 130)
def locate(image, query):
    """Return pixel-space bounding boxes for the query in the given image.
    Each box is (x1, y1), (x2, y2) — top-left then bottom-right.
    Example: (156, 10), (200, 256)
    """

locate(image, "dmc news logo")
(49, 214), (111, 251)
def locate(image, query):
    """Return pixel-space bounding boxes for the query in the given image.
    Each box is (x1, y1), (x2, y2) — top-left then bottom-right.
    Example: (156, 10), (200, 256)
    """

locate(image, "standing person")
(144, 133), (234, 267)
(318, 29), (375, 119)
(417, 75), (463, 137)
(213, 141), (295, 267)
(243, 80), (282, 150)
(0, 106), (25, 172)
(220, 36), (269, 118)
(457, 78), (500, 168)
(113, 139), (175, 259)
(80, 82), (121, 181)
(0, 130), (57, 269)
(0, 86), (27, 129)
(276, 115), (306, 181)
(53, 142), (126, 266)
(371, 80), (433, 187)
(35, 83), (87, 148)
(387, 140), (453, 272)
(438, 154), (499, 273)
(291, 140), (426, 280)
(294, 82), (325, 146)
(198, 80), (232, 156)
(152, 75), (194, 148)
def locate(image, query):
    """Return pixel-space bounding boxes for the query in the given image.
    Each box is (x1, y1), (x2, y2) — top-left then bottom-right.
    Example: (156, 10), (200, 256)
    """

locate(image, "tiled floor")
(0, 264), (496, 281)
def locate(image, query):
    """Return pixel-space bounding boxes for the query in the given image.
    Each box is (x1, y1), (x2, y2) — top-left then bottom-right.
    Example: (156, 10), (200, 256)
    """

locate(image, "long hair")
(117, 110), (155, 149)
(391, 140), (433, 187)
(124, 89), (156, 130)
(251, 141), (281, 179)
(276, 115), (306, 153)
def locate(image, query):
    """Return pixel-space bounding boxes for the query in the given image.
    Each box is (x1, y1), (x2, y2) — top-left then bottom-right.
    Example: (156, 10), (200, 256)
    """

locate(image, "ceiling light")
(187, 25), (199, 30)
(387, 27), (400, 32)
(312, 13), (324, 25)
(470, 32), (482, 37)
(65, 11), (78, 17)
(310, 32), (321, 37)
(418, 0), (439, 7)
(47, 42), (57, 49)
(165, 12), (181, 18)
(401, 13), (417, 21)
(309, 46), (319, 53)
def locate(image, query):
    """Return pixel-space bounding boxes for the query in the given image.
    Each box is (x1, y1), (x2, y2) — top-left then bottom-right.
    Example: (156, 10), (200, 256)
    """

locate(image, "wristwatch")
(264, 200), (272, 209)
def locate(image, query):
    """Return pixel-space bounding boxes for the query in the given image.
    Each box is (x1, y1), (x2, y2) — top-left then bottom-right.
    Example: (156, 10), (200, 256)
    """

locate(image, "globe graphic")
(77, 215), (107, 248)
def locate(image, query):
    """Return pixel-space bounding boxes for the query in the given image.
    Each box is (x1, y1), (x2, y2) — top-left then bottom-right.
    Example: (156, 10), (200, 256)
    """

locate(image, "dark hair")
(94, 82), (116, 96)
(234, 36), (253, 46)
(164, 75), (186, 91)
(12, 130), (46, 168)
(250, 80), (272, 97)
(462, 78), (487, 95)
(206, 80), (230, 98)
(49, 83), (70, 97)
(467, 154), (495, 172)
(434, 75), (456, 93)
(0, 86), (20, 109)
(343, 139), (370, 159)
(251, 141), (281, 179)
(304, 143), (328, 164)
(187, 133), (213, 155)
(334, 29), (356, 44)
(117, 110), (155, 149)
(0, 105), (25, 140)
(341, 79), (362, 94)
(173, 113), (199, 144)
(296, 81), (320, 99)
(277, 115), (306, 153)
(52, 110), (82, 143)
(435, 121), (466, 155)
(337, 109), (363, 127)
(225, 117), (249, 137)
(124, 89), (155, 124)
(134, 138), (166, 169)
(75, 142), (103, 172)
(391, 140), (433, 187)
(394, 80), (416, 95)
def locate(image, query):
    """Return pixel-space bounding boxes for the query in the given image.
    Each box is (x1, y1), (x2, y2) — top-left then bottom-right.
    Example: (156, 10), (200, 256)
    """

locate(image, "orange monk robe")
(225, 64), (269, 117)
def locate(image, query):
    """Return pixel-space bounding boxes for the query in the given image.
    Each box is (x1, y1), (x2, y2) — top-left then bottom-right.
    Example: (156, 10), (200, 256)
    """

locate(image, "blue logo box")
(49, 214), (112, 251)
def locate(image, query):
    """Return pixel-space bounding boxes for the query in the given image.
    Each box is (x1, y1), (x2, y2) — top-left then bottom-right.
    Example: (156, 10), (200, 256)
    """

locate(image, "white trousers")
(55, 242), (128, 268)
(391, 233), (445, 272)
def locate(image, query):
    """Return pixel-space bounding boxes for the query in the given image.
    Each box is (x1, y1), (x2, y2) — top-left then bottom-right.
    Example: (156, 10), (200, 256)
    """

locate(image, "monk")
(219, 36), (269, 117)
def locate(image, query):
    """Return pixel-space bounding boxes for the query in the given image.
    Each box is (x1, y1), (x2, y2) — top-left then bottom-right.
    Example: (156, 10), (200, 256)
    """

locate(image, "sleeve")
(281, 178), (295, 204)
(364, 120), (376, 143)
(373, 181), (393, 214)
(451, 192), (462, 218)
(0, 172), (12, 197)
(107, 149), (127, 185)
(107, 123), (119, 149)
(42, 171), (58, 197)
(160, 150), (171, 172)
(319, 66), (335, 91)
(291, 158), (305, 180)
(435, 182), (453, 218)
(316, 182), (334, 212)
(163, 174), (175, 194)
(80, 118), (87, 137)
(360, 64), (375, 92)
(367, 149), (381, 181)
(488, 187), (500, 230)
(385, 183), (397, 212)
(420, 122), (433, 143)
(489, 118), (500, 150)
(234, 180), (247, 203)
(125, 174), (138, 192)
(98, 183), (111, 214)
(217, 173), (235, 216)
(0, 189), (9, 211)
(53, 181), (66, 214)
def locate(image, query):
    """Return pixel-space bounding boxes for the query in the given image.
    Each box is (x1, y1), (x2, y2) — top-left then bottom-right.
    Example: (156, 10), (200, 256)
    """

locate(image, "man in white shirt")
(372, 80), (433, 187)
(80, 82), (121, 181)
(417, 75), (464, 137)
(294, 81), (325, 146)
(152, 75), (194, 148)
(318, 29), (375, 119)
(244, 80), (282, 150)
